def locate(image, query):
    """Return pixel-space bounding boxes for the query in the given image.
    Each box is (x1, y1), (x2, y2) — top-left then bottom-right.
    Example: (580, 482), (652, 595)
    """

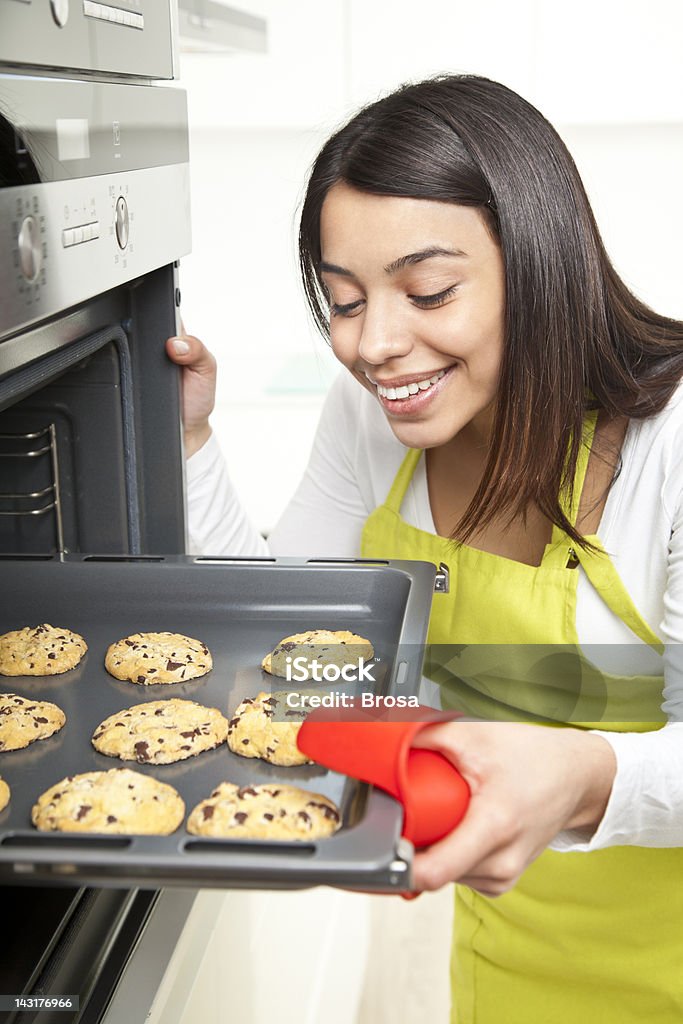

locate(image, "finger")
(411, 797), (503, 891)
(411, 720), (477, 758)
(165, 334), (216, 375)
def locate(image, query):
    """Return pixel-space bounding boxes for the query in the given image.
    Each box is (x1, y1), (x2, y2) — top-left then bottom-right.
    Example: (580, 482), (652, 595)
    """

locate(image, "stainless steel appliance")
(0, 0), (179, 80)
(0, 14), (193, 1013)
(0, 74), (190, 555)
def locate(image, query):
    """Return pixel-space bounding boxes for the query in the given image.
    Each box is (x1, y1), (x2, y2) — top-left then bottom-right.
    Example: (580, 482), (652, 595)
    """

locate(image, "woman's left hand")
(410, 721), (616, 897)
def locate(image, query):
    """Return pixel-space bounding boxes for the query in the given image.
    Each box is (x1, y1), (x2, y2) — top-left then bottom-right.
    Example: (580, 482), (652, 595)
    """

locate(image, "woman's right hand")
(165, 329), (217, 457)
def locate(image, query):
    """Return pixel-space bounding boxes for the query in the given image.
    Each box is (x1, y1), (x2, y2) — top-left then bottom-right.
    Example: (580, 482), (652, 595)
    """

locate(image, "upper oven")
(0, 0), (178, 80)
(0, 72), (190, 556)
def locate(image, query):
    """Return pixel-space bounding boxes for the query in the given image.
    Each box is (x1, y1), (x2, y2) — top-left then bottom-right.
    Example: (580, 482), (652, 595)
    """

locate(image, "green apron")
(361, 412), (683, 1023)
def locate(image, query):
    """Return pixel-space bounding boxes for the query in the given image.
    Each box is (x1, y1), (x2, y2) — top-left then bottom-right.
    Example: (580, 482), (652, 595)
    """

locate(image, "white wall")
(177, 0), (683, 535)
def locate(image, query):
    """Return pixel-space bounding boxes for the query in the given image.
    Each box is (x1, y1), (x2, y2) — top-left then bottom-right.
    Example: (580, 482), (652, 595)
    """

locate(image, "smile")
(376, 369), (446, 400)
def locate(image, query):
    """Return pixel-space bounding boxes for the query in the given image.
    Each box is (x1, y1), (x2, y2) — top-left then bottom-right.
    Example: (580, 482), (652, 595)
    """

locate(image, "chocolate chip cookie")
(105, 632), (212, 685)
(0, 693), (66, 751)
(92, 698), (229, 765)
(262, 629), (374, 679)
(227, 691), (310, 766)
(187, 782), (341, 840)
(0, 624), (87, 676)
(32, 768), (185, 834)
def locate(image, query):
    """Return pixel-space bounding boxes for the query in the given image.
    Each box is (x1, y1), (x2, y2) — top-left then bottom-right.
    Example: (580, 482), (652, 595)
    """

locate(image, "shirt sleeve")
(185, 431), (269, 557)
(550, 417), (683, 853)
(186, 372), (373, 559)
(266, 372), (372, 556)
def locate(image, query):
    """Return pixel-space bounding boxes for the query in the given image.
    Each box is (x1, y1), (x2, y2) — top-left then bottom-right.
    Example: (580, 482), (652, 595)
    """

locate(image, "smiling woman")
(168, 74), (683, 1024)
(318, 187), (504, 454)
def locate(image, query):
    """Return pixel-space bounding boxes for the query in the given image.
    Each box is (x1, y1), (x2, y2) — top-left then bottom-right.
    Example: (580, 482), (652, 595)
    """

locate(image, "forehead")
(319, 182), (496, 267)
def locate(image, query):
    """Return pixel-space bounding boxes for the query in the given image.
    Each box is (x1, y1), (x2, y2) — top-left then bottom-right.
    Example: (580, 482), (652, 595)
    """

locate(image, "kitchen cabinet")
(147, 889), (369, 1024)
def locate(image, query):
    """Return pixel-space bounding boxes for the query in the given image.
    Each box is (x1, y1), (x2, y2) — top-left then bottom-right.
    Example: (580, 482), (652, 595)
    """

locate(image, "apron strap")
(563, 409), (599, 527)
(575, 538), (664, 654)
(384, 448), (423, 514)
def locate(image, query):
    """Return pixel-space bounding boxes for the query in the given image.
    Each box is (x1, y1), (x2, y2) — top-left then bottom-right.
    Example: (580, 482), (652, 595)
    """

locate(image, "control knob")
(115, 196), (129, 249)
(18, 216), (43, 282)
(50, 0), (69, 26)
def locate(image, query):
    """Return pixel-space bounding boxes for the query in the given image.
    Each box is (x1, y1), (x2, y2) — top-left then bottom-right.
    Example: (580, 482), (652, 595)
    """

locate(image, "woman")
(169, 75), (683, 1022)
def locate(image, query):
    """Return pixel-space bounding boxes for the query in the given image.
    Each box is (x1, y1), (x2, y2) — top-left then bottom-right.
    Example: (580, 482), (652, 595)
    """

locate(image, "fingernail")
(172, 338), (190, 355)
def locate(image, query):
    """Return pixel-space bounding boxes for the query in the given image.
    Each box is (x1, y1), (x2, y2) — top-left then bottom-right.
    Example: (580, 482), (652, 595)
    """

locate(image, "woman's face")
(319, 182), (506, 449)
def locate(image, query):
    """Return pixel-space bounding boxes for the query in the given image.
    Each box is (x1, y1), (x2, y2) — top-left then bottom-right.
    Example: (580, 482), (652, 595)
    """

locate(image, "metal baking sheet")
(0, 556), (435, 891)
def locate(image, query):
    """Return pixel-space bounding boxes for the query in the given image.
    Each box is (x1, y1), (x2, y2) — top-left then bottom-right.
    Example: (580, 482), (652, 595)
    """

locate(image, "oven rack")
(0, 424), (64, 554)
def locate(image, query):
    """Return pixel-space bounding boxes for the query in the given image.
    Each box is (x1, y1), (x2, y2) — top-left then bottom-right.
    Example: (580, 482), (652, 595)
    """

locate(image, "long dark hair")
(298, 74), (683, 547)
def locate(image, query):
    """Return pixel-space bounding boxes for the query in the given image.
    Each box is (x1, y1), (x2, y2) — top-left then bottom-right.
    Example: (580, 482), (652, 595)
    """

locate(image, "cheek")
(329, 320), (360, 369)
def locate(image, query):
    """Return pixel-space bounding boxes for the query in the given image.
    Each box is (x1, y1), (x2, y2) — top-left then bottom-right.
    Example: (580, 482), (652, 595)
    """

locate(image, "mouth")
(365, 366), (455, 415)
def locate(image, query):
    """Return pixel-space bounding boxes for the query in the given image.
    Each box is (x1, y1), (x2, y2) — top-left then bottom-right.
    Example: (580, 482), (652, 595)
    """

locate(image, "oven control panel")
(0, 0), (176, 79)
(1, 166), (190, 341)
(0, 75), (190, 343)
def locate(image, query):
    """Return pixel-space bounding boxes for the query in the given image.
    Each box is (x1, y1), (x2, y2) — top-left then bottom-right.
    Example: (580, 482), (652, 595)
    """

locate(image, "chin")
(386, 419), (457, 450)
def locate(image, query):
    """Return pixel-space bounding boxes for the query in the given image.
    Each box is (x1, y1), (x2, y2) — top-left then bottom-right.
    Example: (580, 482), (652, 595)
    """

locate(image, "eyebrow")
(319, 246), (467, 278)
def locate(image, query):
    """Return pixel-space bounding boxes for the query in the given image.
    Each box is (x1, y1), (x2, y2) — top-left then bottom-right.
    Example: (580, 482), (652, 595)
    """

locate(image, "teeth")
(377, 369), (446, 400)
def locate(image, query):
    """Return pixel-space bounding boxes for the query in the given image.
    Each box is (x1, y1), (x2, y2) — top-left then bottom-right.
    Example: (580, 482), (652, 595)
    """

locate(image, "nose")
(357, 299), (413, 366)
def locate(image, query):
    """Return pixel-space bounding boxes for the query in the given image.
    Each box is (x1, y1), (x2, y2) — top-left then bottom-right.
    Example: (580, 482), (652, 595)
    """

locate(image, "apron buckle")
(434, 562), (450, 593)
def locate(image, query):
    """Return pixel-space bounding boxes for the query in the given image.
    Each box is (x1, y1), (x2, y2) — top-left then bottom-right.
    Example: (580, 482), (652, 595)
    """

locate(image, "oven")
(0, 22), (194, 1019)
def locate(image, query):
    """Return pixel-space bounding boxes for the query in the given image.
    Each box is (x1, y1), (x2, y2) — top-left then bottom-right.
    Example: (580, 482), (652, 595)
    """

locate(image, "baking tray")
(0, 555), (436, 891)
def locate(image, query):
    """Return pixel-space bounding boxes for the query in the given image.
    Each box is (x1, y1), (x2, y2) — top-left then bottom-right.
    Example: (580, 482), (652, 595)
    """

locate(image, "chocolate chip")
(107, 815), (117, 824)
(241, 738), (250, 745)
(47, 653), (56, 660)
(307, 801), (340, 821)
(298, 811), (311, 824)
(137, 675), (146, 683)
(279, 642), (297, 653)
(33, 716), (48, 723)
(234, 812), (248, 825)
(76, 805), (91, 820)
(134, 741), (150, 762)
(263, 813), (274, 821)
(166, 660), (183, 671)
(154, 708), (165, 716)
(238, 786), (257, 798)
(202, 805), (215, 820)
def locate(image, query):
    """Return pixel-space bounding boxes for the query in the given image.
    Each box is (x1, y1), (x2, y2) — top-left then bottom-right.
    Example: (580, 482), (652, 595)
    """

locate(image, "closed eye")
(329, 299), (364, 318)
(409, 284), (458, 308)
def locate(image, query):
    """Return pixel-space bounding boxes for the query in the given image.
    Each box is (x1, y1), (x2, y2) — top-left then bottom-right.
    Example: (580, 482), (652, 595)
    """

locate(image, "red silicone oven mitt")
(297, 704), (470, 848)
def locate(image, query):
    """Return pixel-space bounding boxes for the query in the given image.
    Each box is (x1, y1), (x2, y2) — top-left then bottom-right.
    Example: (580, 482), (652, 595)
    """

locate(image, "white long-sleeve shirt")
(186, 370), (683, 853)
